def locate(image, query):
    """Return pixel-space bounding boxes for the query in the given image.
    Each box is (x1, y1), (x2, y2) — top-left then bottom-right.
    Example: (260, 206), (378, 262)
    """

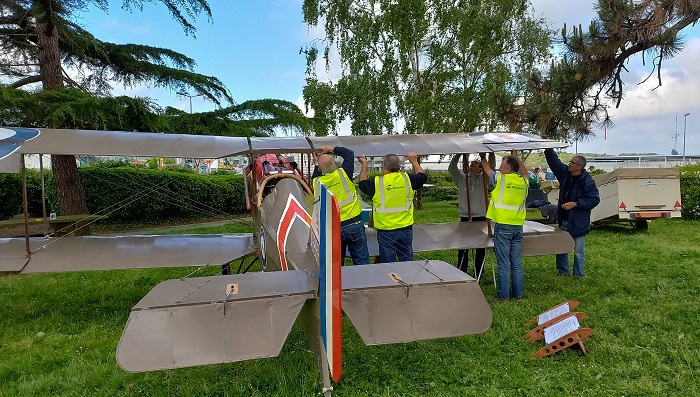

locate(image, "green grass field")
(2, 200), (699, 396)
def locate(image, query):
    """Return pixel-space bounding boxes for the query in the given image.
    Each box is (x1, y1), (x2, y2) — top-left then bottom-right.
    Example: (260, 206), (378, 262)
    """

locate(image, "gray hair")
(318, 154), (337, 174)
(383, 154), (401, 172)
(572, 155), (587, 168)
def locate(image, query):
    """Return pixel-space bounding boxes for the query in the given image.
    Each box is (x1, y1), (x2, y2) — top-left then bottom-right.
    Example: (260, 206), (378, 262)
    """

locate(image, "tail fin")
(310, 181), (343, 382)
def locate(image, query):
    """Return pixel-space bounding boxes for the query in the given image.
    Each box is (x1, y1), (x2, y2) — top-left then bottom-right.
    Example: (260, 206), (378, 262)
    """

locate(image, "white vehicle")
(590, 168), (682, 230)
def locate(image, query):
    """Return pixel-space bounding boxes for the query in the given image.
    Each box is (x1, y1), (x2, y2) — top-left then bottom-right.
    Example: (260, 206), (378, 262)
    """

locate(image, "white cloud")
(529, 0), (596, 31)
(528, 1), (700, 155)
(572, 36), (700, 155)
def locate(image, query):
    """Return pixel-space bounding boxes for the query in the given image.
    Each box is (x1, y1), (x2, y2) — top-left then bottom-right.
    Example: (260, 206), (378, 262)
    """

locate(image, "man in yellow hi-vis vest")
(358, 152), (427, 263)
(312, 145), (370, 265)
(481, 150), (529, 300)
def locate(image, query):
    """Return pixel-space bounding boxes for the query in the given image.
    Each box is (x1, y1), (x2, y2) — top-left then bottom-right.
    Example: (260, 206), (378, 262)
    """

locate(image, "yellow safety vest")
(313, 168), (362, 222)
(372, 172), (414, 230)
(486, 173), (528, 226)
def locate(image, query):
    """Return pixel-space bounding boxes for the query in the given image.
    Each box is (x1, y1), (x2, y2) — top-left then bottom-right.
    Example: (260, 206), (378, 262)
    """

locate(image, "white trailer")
(590, 168), (682, 230)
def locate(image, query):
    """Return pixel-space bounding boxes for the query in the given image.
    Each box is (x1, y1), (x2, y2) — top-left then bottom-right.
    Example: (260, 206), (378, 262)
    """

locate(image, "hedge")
(679, 164), (700, 221)
(79, 167), (247, 221)
(0, 170), (52, 219)
(0, 166), (248, 221)
(4, 165), (700, 221)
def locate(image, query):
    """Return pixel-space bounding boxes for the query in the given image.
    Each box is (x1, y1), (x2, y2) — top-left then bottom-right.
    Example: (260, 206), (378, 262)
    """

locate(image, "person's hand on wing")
(319, 145), (335, 154)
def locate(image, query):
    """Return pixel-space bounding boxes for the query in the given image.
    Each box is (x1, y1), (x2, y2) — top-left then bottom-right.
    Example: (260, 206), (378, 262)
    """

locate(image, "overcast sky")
(79, 1), (700, 155)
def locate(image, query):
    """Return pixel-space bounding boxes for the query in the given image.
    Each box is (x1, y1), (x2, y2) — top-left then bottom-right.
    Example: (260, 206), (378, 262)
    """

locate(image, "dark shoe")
(493, 295), (508, 302)
(557, 271), (570, 276)
(574, 275), (585, 279)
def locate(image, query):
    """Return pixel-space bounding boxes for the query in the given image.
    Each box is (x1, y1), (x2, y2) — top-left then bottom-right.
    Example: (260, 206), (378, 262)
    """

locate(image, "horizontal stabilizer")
(341, 261), (492, 345)
(365, 221), (573, 257)
(117, 270), (317, 372)
(0, 234), (255, 273)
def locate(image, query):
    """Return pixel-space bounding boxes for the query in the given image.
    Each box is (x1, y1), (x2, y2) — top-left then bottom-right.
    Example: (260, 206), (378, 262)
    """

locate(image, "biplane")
(0, 127), (573, 395)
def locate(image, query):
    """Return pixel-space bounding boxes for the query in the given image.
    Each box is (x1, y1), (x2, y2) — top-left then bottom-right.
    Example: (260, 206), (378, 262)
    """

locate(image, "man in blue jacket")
(544, 149), (600, 278)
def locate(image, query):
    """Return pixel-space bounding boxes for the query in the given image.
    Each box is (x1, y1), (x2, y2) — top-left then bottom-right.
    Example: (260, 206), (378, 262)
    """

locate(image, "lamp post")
(683, 112), (690, 163)
(176, 91), (204, 113)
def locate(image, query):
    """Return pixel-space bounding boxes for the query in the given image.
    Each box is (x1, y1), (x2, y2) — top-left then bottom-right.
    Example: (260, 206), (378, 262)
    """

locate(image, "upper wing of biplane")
(0, 127), (568, 172)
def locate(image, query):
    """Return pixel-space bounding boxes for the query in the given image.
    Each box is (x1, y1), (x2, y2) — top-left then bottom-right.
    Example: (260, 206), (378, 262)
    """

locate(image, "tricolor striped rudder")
(316, 181), (343, 382)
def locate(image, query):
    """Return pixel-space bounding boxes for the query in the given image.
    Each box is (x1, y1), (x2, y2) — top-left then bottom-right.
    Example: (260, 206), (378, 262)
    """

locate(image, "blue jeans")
(376, 228), (414, 263)
(493, 223), (524, 300)
(341, 220), (370, 265)
(556, 220), (586, 277)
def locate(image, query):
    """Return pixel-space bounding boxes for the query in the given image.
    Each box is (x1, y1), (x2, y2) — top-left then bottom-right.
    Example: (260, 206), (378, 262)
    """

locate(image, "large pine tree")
(501, 0), (700, 140)
(0, 1), (230, 232)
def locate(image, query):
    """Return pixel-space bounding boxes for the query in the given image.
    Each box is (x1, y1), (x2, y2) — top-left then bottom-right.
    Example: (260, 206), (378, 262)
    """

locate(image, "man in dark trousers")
(449, 155), (487, 279)
(358, 152), (427, 263)
(312, 145), (370, 265)
(544, 149), (600, 278)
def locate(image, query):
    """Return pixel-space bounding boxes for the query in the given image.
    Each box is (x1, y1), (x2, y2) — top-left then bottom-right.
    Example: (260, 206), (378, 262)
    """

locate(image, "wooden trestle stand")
(524, 300), (592, 358)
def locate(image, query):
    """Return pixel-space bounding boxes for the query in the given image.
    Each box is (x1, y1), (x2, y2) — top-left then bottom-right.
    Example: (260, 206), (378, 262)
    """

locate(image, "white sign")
(538, 303), (570, 325)
(544, 315), (580, 344)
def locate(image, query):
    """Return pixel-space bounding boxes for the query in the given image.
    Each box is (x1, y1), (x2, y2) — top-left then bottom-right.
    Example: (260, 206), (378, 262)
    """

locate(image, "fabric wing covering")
(0, 234), (256, 273)
(0, 127), (568, 173)
(116, 260), (493, 372)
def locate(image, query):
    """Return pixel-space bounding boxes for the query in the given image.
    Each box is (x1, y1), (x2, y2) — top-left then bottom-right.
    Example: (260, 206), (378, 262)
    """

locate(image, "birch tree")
(301, 0), (550, 136)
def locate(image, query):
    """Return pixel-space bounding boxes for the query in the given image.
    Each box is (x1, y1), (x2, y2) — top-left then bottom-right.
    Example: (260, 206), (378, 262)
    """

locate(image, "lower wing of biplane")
(116, 181), (492, 396)
(370, 220), (575, 257)
(0, 234), (256, 273)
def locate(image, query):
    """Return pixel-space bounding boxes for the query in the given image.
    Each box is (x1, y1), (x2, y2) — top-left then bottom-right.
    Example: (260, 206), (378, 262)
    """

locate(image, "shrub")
(210, 169), (234, 175)
(78, 167), (246, 221)
(422, 185), (458, 201)
(0, 166), (247, 222)
(89, 159), (132, 168)
(679, 164), (700, 221)
(0, 170), (53, 220)
(0, 173), (22, 220)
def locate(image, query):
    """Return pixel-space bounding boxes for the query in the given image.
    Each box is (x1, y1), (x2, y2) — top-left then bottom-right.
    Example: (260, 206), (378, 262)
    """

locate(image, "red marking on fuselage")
(277, 195), (311, 270)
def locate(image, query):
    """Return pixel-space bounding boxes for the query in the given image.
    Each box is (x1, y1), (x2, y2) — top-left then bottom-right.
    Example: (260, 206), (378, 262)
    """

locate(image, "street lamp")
(683, 112), (690, 163)
(176, 91), (204, 114)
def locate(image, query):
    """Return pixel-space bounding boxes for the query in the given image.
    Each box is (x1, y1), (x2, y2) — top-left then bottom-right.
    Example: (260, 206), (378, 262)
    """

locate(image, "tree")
(161, 99), (330, 137)
(0, 86), (326, 139)
(301, 0), (550, 136)
(506, 0), (700, 140)
(0, 0), (229, 234)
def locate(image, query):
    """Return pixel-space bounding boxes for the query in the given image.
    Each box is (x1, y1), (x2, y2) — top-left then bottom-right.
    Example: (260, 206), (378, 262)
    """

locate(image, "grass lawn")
(1, 200), (699, 396)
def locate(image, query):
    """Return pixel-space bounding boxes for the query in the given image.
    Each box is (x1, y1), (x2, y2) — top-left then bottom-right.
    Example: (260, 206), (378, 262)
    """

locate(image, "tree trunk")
(51, 155), (90, 234)
(37, 22), (63, 90)
(414, 189), (423, 210)
(413, 155), (423, 210)
(37, 21), (91, 235)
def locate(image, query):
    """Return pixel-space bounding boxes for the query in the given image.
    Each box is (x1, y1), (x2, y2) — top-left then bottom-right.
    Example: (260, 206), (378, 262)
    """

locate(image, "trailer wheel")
(634, 219), (648, 231)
